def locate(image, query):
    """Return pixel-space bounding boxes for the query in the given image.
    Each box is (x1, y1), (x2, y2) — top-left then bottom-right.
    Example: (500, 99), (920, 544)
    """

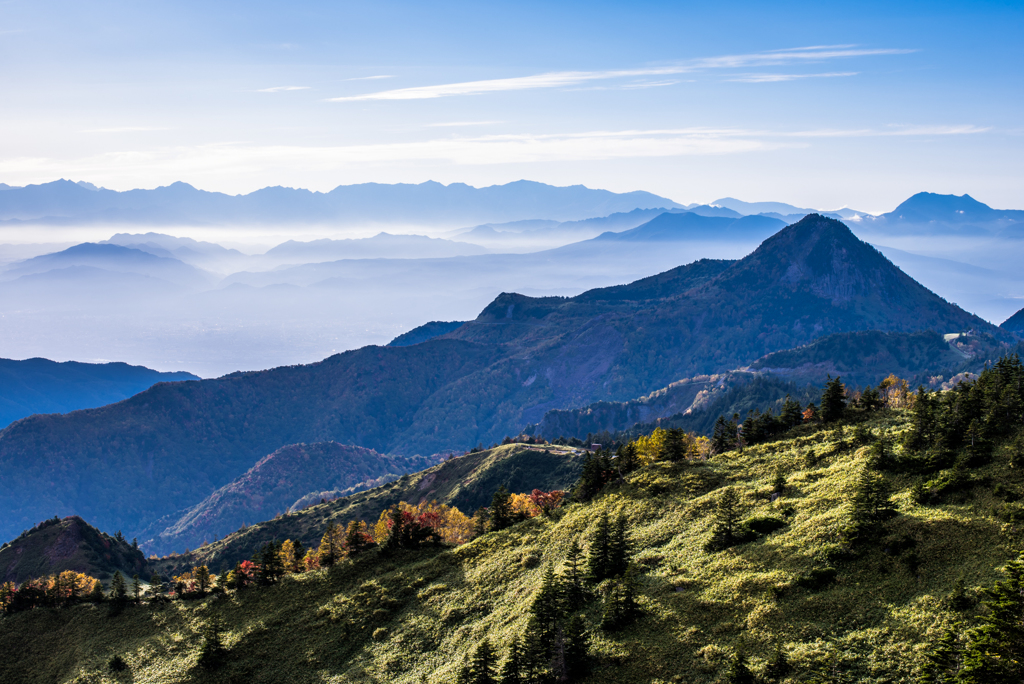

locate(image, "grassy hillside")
(3, 404), (1022, 683)
(155, 443), (586, 574)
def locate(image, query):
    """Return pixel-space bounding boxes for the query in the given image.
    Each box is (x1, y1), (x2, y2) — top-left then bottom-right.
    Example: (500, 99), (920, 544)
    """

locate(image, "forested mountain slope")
(4, 354), (1024, 683)
(0, 216), (998, 547)
(0, 516), (146, 585)
(0, 341), (500, 545)
(160, 443), (585, 573)
(0, 357), (198, 429)
(143, 444), (445, 556)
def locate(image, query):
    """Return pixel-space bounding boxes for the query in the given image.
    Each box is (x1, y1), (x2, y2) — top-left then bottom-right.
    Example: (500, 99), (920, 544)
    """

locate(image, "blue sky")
(1, 0), (1021, 212)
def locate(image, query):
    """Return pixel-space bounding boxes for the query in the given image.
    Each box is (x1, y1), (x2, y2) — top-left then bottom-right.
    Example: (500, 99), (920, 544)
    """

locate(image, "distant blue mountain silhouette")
(0, 357), (198, 429)
(2, 243), (213, 287)
(594, 211), (786, 242)
(0, 179), (683, 226)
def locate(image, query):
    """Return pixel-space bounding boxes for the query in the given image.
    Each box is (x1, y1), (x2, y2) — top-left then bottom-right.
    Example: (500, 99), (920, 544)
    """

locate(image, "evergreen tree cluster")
(713, 394), (805, 453)
(573, 451), (618, 502)
(903, 354), (1024, 468)
(920, 553), (1024, 683)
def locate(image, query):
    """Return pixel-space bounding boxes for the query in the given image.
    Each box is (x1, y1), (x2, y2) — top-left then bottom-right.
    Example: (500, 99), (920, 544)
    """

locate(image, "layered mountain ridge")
(0, 215), (1005, 549)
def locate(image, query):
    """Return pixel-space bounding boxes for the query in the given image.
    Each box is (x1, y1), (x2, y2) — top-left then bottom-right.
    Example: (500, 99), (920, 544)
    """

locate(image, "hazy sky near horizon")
(1, 0), (1022, 213)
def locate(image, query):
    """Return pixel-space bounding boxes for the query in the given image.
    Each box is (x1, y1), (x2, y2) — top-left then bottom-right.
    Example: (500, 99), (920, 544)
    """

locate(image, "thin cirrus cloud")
(82, 127), (171, 133)
(3, 124), (986, 185)
(728, 72), (858, 83)
(256, 86), (311, 93)
(344, 75), (396, 81)
(425, 121), (504, 127)
(327, 46), (913, 102)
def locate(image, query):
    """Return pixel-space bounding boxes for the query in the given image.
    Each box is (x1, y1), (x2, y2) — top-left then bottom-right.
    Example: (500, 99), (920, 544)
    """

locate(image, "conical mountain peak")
(709, 213), (905, 302)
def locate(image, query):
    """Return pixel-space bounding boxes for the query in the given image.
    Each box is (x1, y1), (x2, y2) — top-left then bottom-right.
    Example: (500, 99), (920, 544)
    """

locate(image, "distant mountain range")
(0, 242), (216, 289)
(860, 192), (1024, 236)
(0, 179), (682, 226)
(0, 357), (198, 429)
(593, 212), (785, 242)
(262, 233), (488, 262)
(0, 214), (1006, 549)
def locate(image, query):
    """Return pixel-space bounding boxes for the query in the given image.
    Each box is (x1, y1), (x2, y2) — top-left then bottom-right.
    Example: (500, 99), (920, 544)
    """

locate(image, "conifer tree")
(198, 617), (227, 669)
(381, 506), (406, 554)
(343, 520), (372, 555)
(712, 416), (738, 454)
(586, 511), (612, 582)
(820, 375), (847, 423)
(461, 638), (497, 684)
(846, 467), (896, 544)
(497, 636), (526, 684)
(575, 452), (607, 501)
(919, 625), (962, 684)
(522, 617), (552, 682)
(472, 507), (489, 538)
(264, 542), (286, 584)
(559, 538), (588, 613)
(490, 485), (514, 532)
(615, 442), (640, 475)
(131, 574), (142, 604)
(764, 644), (792, 682)
(705, 487), (744, 552)
(781, 395), (804, 427)
(530, 564), (562, 643)
(725, 650), (756, 684)
(608, 513), (630, 578)
(88, 579), (105, 603)
(109, 571), (128, 614)
(957, 554), (1024, 683)
(601, 565), (640, 631)
(281, 539), (303, 573)
(554, 614), (590, 682)
(859, 385), (882, 411)
(662, 428), (687, 461)
(149, 573), (163, 597)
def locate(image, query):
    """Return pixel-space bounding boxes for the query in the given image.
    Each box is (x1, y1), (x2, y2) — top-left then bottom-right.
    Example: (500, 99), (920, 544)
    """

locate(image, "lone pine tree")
(820, 375), (848, 423)
(706, 486), (745, 552)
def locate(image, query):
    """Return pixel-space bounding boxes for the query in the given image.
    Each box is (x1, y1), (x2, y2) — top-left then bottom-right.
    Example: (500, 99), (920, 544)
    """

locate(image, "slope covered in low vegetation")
(3, 355), (1023, 683)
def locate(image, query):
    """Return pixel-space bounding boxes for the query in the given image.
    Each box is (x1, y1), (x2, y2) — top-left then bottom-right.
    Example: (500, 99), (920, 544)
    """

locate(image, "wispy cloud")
(82, 127), (171, 133)
(425, 121), (504, 127)
(345, 75), (395, 81)
(256, 86), (311, 93)
(328, 46), (913, 101)
(783, 124), (989, 137)
(728, 72), (858, 83)
(621, 80), (681, 89)
(4, 123), (983, 184)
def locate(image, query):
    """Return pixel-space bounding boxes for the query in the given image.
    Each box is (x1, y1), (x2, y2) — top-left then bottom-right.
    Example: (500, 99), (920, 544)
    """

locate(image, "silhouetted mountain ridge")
(0, 179), (682, 226)
(0, 214), (1002, 548)
(0, 357), (198, 429)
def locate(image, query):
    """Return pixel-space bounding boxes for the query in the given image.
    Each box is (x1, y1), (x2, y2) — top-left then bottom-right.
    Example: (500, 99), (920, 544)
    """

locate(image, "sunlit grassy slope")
(2, 411), (1018, 684)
